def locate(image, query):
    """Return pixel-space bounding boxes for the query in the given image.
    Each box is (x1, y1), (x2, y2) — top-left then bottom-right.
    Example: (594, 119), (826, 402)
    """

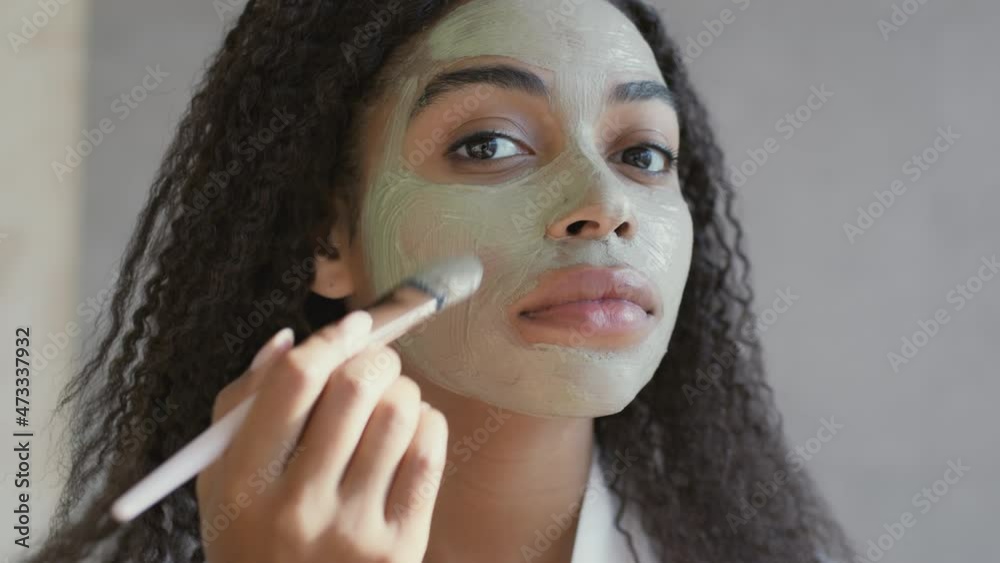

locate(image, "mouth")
(511, 265), (660, 346)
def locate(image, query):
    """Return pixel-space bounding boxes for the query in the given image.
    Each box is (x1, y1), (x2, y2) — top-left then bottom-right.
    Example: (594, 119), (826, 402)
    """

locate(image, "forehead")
(408, 0), (662, 77)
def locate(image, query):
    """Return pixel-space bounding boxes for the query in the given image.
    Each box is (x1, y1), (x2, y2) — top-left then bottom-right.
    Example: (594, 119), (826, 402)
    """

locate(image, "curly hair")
(29, 1), (855, 561)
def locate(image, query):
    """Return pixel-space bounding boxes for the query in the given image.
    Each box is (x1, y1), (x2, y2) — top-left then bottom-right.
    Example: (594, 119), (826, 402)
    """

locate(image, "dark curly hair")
(29, 1), (855, 561)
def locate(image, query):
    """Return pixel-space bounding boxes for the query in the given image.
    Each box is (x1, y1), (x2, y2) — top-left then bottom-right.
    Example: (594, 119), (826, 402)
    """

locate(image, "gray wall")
(75, 1), (997, 561)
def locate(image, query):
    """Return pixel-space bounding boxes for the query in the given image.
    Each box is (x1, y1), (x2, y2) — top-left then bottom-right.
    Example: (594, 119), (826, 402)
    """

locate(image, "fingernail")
(341, 310), (373, 338)
(420, 401), (431, 412)
(249, 327), (295, 370)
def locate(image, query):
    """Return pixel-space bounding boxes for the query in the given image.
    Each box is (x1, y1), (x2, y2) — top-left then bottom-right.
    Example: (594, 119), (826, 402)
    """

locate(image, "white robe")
(569, 449), (658, 563)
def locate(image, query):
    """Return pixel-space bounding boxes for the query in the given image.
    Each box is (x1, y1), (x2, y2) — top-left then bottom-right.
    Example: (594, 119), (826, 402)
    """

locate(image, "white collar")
(569, 448), (658, 563)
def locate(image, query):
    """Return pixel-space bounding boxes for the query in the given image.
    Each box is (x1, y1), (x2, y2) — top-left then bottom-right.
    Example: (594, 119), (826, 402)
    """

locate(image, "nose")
(547, 201), (634, 240)
(546, 169), (635, 241)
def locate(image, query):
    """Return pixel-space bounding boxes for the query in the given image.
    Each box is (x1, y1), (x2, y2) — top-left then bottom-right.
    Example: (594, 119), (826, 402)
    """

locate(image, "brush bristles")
(404, 255), (483, 310)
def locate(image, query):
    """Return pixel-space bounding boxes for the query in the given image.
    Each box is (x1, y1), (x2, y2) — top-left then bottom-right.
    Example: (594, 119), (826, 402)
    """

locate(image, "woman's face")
(347, 0), (693, 417)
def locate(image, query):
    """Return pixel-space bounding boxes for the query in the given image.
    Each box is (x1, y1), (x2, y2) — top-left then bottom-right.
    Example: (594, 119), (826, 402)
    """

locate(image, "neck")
(412, 372), (594, 563)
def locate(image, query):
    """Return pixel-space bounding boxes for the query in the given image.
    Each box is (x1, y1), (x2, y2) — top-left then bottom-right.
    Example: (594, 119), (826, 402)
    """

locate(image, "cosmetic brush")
(110, 255), (483, 523)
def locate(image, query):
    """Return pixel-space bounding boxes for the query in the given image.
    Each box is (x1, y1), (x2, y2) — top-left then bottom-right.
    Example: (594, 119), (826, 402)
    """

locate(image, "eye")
(446, 130), (528, 161)
(615, 143), (677, 175)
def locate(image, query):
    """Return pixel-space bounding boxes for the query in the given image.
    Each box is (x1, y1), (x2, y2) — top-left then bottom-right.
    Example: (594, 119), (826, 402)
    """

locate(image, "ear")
(311, 199), (355, 300)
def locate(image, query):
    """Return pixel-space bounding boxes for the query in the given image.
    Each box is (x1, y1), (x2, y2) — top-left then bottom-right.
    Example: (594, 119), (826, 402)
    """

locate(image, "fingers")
(338, 375), (422, 506)
(385, 405), (448, 537)
(287, 344), (402, 495)
(222, 311), (373, 481)
(202, 326), (295, 502)
(211, 327), (296, 423)
(245, 326), (296, 386)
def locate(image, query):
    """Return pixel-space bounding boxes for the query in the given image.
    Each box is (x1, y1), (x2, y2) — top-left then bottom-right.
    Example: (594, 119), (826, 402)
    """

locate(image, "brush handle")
(110, 294), (438, 523)
(111, 395), (256, 522)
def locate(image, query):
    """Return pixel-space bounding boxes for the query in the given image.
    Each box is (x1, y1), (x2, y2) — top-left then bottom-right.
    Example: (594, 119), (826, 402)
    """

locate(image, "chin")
(467, 385), (639, 419)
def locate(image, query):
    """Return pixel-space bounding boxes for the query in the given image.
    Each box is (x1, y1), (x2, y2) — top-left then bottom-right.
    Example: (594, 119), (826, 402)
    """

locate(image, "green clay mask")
(359, 0), (693, 417)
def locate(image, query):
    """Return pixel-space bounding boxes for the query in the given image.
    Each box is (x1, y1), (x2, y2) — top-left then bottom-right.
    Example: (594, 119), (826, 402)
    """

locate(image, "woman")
(31, 0), (855, 561)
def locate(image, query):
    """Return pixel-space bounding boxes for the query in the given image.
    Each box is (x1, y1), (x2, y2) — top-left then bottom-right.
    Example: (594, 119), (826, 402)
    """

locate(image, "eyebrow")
(409, 65), (549, 121)
(408, 64), (674, 121)
(609, 80), (675, 109)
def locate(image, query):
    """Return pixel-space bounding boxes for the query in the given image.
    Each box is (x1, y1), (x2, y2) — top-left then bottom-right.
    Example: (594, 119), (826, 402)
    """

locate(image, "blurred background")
(1, 0), (996, 561)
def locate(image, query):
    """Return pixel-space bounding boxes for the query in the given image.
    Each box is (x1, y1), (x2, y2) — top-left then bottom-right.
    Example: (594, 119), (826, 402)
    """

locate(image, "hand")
(196, 311), (448, 563)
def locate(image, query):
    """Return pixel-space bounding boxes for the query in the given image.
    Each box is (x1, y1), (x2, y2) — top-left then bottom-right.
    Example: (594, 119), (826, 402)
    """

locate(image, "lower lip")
(517, 299), (652, 336)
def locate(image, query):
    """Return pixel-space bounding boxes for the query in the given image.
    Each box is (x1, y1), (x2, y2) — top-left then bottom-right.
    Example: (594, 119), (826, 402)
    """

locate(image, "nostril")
(563, 219), (632, 238)
(566, 220), (588, 236)
(614, 221), (632, 238)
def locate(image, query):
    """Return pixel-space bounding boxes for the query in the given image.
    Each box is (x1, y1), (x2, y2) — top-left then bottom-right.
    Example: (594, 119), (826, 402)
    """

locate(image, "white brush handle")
(110, 295), (438, 523)
(111, 395), (256, 522)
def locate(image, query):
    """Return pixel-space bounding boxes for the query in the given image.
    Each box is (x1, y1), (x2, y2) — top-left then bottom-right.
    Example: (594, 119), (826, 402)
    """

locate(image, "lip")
(510, 265), (660, 347)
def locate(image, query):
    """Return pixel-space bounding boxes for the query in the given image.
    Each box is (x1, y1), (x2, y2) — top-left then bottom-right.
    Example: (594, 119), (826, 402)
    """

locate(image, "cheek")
(393, 184), (533, 261)
(393, 192), (479, 258)
(647, 201), (694, 300)
(387, 187), (541, 323)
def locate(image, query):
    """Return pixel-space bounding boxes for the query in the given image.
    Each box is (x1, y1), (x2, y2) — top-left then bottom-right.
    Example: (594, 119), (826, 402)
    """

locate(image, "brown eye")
(464, 137), (499, 159)
(447, 131), (526, 161)
(620, 145), (673, 174)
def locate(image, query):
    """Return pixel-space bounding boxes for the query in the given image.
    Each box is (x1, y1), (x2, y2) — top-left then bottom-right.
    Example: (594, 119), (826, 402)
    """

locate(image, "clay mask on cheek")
(359, 0), (693, 417)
